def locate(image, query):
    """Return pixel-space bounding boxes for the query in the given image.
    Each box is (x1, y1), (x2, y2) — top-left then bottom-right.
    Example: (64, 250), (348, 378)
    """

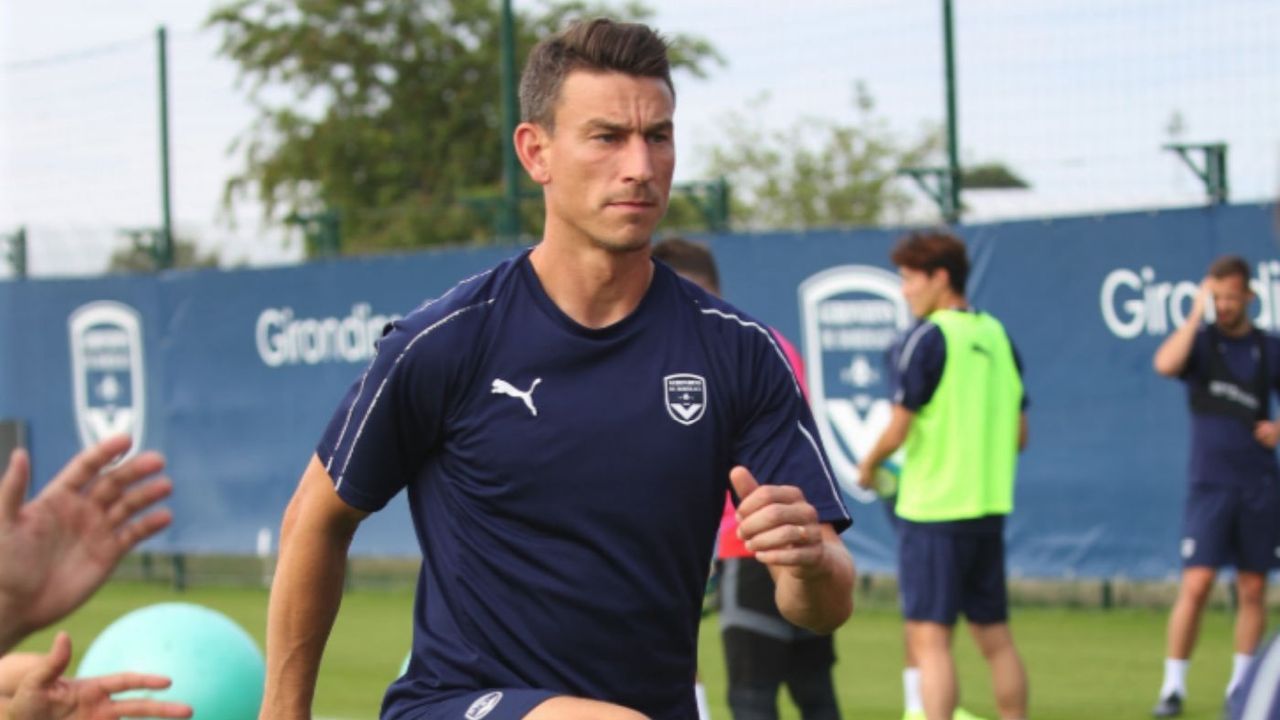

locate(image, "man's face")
(537, 70), (675, 254)
(1211, 274), (1253, 332)
(899, 266), (948, 318)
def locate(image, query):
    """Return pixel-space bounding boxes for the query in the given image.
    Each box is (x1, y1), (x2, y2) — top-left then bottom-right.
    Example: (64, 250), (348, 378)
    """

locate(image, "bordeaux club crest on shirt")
(68, 301), (146, 459)
(664, 373), (707, 426)
(798, 265), (911, 503)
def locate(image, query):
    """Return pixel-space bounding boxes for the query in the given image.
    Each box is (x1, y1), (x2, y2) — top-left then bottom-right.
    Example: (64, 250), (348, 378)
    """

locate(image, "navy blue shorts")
(897, 517), (1008, 626)
(396, 689), (557, 720)
(1181, 482), (1280, 573)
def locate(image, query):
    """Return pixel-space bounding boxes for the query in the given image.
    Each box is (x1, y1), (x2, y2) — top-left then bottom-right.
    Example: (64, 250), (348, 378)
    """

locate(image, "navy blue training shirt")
(317, 250), (851, 719)
(1180, 326), (1280, 488)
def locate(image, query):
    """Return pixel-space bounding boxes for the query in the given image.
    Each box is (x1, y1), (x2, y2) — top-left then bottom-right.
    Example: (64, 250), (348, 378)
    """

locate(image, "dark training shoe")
(1151, 693), (1184, 718)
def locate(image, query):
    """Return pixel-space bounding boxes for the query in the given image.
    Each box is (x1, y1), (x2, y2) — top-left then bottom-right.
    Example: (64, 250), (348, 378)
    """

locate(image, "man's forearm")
(773, 530), (855, 635)
(1153, 298), (1203, 376)
(259, 517), (354, 719)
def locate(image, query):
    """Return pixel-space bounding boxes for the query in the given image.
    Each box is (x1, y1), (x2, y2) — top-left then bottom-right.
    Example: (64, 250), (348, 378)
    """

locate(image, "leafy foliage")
(700, 83), (942, 230)
(209, 0), (722, 255)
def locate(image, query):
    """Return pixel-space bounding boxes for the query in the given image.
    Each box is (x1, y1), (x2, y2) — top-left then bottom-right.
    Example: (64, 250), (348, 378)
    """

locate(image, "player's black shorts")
(897, 516), (1008, 626)
(398, 689), (556, 720)
(719, 556), (836, 683)
(1181, 481), (1280, 573)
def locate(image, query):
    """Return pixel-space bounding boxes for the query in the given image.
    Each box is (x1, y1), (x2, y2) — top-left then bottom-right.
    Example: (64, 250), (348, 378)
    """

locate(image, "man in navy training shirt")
(258, 18), (856, 720)
(1151, 255), (1280, 718)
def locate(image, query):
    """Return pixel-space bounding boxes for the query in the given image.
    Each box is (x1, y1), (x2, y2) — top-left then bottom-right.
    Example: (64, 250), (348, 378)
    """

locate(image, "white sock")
(1160, 658), (1189, 699)
(1227, 653), (1253, 697)
(695, 681), (711, 720)
(903, 667), (923, 713)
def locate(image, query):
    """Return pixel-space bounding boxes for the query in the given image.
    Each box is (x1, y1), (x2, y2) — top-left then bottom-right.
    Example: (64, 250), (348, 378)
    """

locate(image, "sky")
(2, 0), (1278, 277)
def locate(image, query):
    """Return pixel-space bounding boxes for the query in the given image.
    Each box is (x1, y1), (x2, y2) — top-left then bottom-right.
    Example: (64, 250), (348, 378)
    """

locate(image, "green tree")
(700, 83), (943, 231)
(107, 231), (221, 273)
(208, 0), (722, 256)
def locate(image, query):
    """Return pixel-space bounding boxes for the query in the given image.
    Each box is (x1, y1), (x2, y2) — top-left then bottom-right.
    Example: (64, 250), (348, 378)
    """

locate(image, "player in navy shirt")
(259, 19), (855, 720)
(1151, 255), (1280, 718)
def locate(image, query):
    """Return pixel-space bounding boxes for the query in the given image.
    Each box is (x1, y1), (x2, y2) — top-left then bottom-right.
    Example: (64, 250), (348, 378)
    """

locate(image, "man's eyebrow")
(582, 119), (674, 134)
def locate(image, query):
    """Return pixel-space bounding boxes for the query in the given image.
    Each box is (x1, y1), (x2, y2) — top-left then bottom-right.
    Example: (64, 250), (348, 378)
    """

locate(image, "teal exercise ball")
(76, 602), (264, 719)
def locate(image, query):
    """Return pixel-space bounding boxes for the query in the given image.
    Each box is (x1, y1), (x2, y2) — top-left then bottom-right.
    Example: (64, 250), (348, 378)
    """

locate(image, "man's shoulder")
(382, 256), (520, 354)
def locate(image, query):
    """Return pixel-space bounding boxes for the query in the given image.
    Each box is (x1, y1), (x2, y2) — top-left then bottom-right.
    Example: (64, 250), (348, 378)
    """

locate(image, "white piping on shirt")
(698, 306), (848, 522)
(326, 269), (493, 476)
(333, 299), (494, 492)
(897, 321), (937, 374)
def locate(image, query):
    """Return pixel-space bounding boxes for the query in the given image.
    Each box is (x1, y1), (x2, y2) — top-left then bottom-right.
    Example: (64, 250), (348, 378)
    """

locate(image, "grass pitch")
(12, 580), (1269, 719)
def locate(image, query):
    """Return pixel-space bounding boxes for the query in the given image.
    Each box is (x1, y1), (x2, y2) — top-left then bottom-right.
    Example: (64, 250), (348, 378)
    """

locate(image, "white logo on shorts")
(465, 691), (503, 720)
(1181, 538), (1196, 559)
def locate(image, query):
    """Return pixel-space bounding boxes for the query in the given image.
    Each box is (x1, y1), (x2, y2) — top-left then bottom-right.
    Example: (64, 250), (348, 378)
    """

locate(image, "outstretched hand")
(729, 466), (826, 577)
(0, 436), (173, 651)
(6, 632), (192, 720)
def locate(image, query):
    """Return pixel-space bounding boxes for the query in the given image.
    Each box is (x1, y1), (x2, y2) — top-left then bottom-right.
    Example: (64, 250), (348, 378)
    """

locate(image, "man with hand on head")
(261, 18), (854, 720)
(0, 435), (192, 719)
(1151, 255), (1280, 718)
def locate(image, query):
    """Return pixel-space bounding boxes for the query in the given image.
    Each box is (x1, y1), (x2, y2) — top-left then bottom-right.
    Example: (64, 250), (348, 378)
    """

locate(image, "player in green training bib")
(859, 231), (1029, 720)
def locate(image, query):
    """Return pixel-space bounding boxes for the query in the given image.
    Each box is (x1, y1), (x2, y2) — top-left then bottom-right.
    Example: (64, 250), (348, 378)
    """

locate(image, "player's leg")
(906, 621), (956, 720)
(1230, 571), (1267, 697)
(898, 521), (962, 720)
(1226, 479), (1279, 698)
(1155, 485), (1229, 715)
(1166, 566), (1217, 658)
(967, 624), (1025, 720)
(962, 528), (1025, 720)
(884, 498), (924, 720)
(720, 557), (788, 720)
(782, 635), (841, 720)
(901, 635), (925, 720)
(525, 697), (649, 719)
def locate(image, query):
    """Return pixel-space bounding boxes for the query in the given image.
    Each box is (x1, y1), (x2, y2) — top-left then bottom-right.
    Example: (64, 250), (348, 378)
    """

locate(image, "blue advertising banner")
(1, 202), (1276, 579)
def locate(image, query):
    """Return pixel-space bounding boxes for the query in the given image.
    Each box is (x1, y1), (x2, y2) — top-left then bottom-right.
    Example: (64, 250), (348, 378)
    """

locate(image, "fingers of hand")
(91, 672), (172, 694)
(115, 509), (174, 551)
(0, 448), (31, 521)
(728, 466), (759, 505)
(735, 483), (804, 520)
(88, 452), (166, 506)
(737, 499), (820, 556)
(56, 436), (135, 492)
(31, 632), (72, 686)
(107, 699), (193, 719)
(105, 479), (173, 529)
(753, 541), (825, 568)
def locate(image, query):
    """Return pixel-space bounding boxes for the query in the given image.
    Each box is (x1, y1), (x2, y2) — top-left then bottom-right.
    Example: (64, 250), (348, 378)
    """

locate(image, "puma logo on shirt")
(491, 377), (542, 417)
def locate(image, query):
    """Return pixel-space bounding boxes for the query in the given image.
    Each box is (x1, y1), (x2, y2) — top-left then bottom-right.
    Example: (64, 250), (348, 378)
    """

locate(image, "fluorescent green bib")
(896, 309), (1022, 522)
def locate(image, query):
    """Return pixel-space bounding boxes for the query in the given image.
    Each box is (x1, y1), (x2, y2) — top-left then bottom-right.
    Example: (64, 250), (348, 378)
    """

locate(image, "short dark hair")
(652, 237), (719, 293)
(889, 230), (969, 295)
(1208, 255), (1250, 284)
(519, 18), (674, 130)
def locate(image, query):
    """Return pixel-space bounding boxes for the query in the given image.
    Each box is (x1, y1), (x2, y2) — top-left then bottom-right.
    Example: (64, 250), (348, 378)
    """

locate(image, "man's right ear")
(514, 122), (551, 185)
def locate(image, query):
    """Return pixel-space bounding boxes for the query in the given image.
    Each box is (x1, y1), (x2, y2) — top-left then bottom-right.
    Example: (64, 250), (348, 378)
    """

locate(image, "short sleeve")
(732, 328), (852, 533)
(316, 319), (451, 512)
(893, 323), (946, 411)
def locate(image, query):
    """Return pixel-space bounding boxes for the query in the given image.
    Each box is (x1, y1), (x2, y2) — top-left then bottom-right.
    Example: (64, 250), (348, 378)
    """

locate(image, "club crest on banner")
(664, 373), (707, 426)
(798, 265), (910, 503)
(68, 301), (146, 458)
